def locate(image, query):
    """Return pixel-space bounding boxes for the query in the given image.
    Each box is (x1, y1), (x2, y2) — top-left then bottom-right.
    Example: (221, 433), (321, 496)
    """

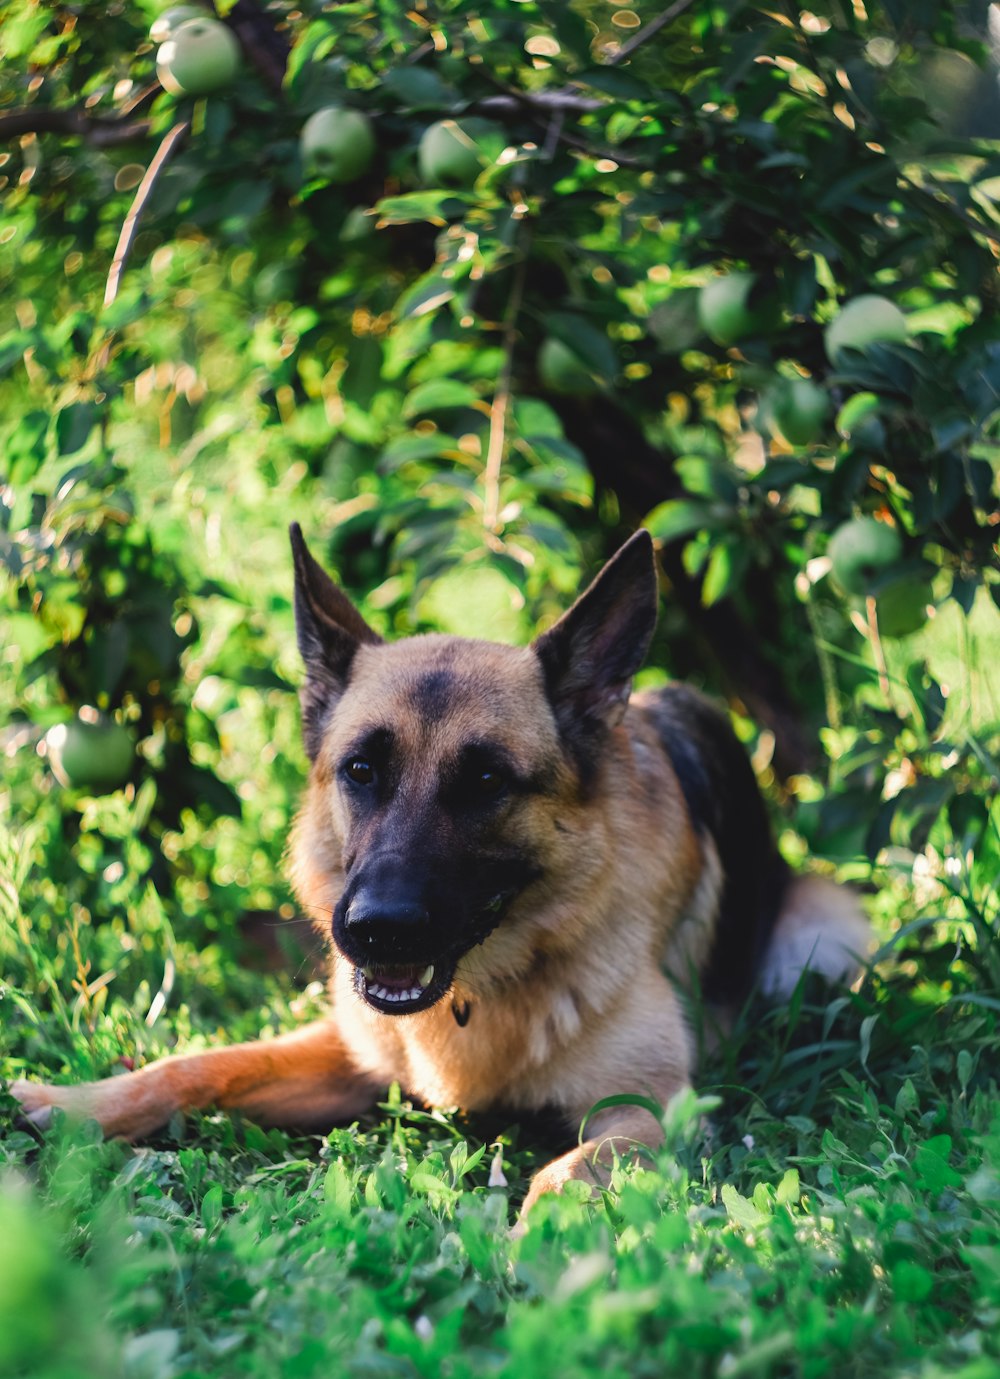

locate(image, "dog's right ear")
(533, 529), (658, 775)
(290, 523), (382, 760)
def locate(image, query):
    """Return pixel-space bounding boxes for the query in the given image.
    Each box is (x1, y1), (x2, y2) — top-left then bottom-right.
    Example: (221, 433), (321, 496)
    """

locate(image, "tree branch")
(104, 119), (190, 309)
(0, 106), (151, 147)
(605, 0), (698, 67)
(472, 77), (648, 169)
(475, 90), (605, 117)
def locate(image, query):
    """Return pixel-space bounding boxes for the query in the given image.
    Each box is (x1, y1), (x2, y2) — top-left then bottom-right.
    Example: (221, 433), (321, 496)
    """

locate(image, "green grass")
(3, 818), (1000, 1379)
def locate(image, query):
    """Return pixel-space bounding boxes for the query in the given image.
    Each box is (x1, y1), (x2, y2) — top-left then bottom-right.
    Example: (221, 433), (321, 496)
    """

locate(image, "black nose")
(344, 892), (431, 950)
(340, 851), (434, 955)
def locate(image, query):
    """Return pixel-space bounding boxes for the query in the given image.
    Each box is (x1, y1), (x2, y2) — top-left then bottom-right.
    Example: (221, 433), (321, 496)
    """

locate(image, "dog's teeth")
(366, 977), (433, 1007)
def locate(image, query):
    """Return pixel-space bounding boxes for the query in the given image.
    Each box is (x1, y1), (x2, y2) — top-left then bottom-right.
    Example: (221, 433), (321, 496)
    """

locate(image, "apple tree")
(1, 0), (999, 932)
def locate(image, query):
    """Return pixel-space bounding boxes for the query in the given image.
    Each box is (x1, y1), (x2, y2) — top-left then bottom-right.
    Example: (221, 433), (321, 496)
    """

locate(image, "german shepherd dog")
(13, 527), (870, 1216)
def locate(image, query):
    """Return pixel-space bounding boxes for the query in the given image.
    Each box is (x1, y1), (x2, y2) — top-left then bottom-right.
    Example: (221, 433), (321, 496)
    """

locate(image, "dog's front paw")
(513, 1146), (602, 1234)
(9, 1079), (60, 1130)
(8, 1077), (127, 1134)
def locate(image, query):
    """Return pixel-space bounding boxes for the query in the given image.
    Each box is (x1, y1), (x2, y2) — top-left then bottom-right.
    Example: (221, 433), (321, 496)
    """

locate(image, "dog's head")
(289, 525), (657, 1016)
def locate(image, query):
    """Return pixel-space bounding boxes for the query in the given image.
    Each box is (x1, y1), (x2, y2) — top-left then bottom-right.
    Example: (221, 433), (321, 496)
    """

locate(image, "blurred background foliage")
(0, 0), (998, 1044)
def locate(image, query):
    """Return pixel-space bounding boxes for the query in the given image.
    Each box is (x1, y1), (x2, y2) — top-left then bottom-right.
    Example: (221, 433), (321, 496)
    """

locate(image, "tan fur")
(290, 642), (702, 1132)
(11, 533), (869, 1221)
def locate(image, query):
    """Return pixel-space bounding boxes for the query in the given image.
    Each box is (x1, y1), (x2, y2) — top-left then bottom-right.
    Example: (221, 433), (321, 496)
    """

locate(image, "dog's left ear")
(533, 529), (658, 765)
(290, 523), (382, 759)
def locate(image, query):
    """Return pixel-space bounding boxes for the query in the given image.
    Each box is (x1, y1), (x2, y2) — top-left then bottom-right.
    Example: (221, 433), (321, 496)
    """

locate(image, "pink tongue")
(375, 967), (422, 992)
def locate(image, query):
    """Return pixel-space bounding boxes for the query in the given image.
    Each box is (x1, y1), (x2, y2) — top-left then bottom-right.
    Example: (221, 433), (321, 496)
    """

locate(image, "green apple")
(698, 272), (777, 347)
(824, 295), (909, 368)
(767, 376), (829, 447)
(46, 714), (134, 792)
(418, 118), (499, 187)
(828, 517), (902, 595)
(648, 289), (703, 354)
(156, 17), (241, 97)
(149, 6), (203, 43)
(300, 106), (376, 184)
(873, 575), (933, 638)
(538, 338), (597, 395)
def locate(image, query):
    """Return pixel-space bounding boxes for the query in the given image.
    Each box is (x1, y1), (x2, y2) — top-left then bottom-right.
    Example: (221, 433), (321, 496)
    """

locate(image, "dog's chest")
(331, 957), (601, 1110)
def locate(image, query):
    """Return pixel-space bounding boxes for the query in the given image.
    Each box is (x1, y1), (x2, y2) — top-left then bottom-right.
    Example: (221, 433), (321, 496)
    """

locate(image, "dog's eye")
(344, 758), (375, 786)
(473, 769), (506, 799)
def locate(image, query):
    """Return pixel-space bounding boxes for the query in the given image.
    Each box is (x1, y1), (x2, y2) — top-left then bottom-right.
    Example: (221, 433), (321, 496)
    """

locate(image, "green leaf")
(2, 611), (52, 661)
(122, 1329), (180, 1379)
(323, 1161), (355, 1215)
(545, 312), (618, 382)
(55, 402), (97, 456)
(409, 1170), (455, 1199)
(377, 191), (469, 226)
(200, 1184), (224, 1232)
(380, 434), (462, 471)
(645, 499), (715, 544)
(775, 1168), (800, 1207)
(675, 455), (739, 503)
(891, 1260), (934, 1303)
(382, 67), (457, 111)
(396, 270), (460, 321)
(701, 541), (749, 606)
(914, 1137), (963, 1193)
(514, 397), (564, 437)
(895, 1079), (919, 1118)
(284, 21), (339, 92)
(402, 379), (479, 417)
(0, 332), (32, 378)
(721, 1183), (770, 1230)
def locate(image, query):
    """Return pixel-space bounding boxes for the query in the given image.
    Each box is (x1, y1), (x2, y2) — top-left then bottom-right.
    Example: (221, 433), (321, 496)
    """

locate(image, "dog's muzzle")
(334, 851), (535, 1017)
(336, 867), (455, 1015)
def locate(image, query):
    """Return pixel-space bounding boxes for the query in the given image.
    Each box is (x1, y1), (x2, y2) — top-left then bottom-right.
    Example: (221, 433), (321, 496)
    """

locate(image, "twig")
(605, 0), (698, 67)
(475, 91), (605, 117)
(118, 81), (163, 118)
(472, 77), (646, 167)
(104, 118), (190, 309)
(546, 125), (648, 169)
(0, 106), (151, 147)
(865, 593), (893, 706)
(483, 247), (529, 534)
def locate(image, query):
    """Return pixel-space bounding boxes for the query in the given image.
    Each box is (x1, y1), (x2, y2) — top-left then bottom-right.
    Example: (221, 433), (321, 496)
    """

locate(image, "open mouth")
(353, 961), (452, 1015)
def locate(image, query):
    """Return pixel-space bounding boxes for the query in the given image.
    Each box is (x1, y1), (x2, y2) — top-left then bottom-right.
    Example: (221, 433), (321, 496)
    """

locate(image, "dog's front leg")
(10, 1018), (381, 1139)
(518, 1100), (670, 1222)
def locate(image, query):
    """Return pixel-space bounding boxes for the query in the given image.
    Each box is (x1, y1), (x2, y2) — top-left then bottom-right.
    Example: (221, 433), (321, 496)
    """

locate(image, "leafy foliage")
(1, 1), (1000, 1375)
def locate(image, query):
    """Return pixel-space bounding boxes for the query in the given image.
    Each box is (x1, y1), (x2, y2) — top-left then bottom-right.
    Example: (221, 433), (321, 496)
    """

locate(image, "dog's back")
(635, 684), (870, 1006)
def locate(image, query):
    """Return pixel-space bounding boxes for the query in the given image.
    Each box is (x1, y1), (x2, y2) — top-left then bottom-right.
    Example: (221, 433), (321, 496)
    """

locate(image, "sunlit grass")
(3, 812), (1000, 1379)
